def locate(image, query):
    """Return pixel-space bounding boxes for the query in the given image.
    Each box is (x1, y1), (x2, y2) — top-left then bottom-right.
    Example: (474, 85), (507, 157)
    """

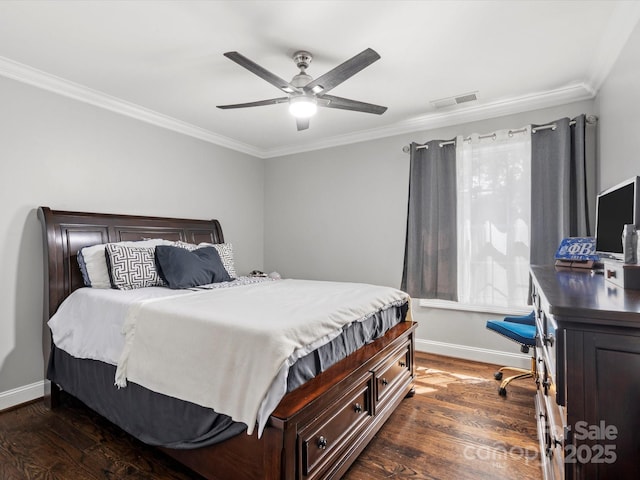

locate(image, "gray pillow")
(155, 245), (232, 289)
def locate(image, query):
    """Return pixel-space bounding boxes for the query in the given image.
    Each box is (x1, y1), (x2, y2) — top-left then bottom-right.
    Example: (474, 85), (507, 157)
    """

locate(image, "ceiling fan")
(216, 48), (387, 131)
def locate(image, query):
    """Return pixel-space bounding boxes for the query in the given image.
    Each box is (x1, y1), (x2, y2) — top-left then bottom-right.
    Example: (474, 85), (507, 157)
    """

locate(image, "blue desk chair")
(486, 311), (536, 396)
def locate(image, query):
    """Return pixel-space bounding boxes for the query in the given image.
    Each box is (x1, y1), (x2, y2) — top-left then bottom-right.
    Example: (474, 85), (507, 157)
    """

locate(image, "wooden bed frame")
(38, 206), (417, 480)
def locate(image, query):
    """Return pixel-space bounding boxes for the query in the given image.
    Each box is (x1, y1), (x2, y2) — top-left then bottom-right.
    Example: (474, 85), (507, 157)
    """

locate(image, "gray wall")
(0, 76), (264, 398)
(265, 100), (595, 366)
(596, 20), (640, 190)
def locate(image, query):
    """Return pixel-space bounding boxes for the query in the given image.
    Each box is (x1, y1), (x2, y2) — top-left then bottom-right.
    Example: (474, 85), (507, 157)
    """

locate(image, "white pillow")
(78, 239), (174, 288)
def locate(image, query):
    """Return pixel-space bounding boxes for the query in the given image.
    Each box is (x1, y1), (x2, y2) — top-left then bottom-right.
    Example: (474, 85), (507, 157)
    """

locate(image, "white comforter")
(50, 278), (410, 437)
(48, 286), (192, 365)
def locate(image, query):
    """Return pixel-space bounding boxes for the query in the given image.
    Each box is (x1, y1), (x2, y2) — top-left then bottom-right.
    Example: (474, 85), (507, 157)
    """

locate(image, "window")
(455, 129), (531, 309)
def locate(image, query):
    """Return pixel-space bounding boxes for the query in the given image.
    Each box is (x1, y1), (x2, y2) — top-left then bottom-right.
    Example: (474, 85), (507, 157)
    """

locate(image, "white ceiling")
(1, 1), (639, 158)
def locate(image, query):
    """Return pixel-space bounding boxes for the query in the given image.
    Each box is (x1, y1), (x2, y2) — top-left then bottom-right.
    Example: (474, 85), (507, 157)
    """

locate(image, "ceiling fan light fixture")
(218, 48), (386, 130)
(289, 95), (317, 118)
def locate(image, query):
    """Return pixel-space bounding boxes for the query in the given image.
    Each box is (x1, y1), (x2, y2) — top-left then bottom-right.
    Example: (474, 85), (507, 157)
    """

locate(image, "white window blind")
(455, 128), (531, 309)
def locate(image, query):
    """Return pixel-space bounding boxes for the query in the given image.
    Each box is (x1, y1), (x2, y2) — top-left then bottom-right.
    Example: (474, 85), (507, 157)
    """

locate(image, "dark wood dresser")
(530, 265), (640, 480)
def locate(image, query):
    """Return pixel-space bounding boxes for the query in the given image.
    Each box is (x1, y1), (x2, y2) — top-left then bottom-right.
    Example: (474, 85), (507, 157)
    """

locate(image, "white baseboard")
(0, 381), (44, 411)
(416, 338), (531, 369)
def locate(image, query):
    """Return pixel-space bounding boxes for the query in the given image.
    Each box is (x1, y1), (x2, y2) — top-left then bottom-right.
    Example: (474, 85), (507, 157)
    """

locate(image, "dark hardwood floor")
(347, 353), (541, 480)
(0, 352), (541, 479)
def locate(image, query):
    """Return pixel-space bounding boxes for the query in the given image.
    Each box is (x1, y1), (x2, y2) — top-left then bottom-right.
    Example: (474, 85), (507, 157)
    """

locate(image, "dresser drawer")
(298, 375), (373, 479)
(543, 311), (558, 383)
(604, 260), (640, 290)
(374, 342), (411, 406)
(536, 306), (565, 406)
(536, 391), (565, 480)
(536, 391), (552, 480)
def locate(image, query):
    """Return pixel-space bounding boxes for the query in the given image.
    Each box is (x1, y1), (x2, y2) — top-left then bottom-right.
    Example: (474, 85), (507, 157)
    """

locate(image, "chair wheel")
(498, 387), (507, 396)
(494, 371), (503, 381)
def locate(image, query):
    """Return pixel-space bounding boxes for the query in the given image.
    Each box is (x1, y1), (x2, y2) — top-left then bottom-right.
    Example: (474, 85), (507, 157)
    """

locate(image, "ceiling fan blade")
(317, 94), (387, 115)
(217, 97), (289, 109)
(296, 118), (310, 131)
(304, 48), (380, 95)
(223, 52), (301, 94)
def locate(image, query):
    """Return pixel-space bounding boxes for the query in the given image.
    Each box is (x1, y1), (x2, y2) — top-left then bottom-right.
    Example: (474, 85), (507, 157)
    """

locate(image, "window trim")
(418, 298), (531, 316)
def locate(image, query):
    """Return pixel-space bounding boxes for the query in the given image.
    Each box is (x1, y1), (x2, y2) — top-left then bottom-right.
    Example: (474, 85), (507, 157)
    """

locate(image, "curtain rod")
(402, 115), (598, 153)
(402, 128), (523, 152)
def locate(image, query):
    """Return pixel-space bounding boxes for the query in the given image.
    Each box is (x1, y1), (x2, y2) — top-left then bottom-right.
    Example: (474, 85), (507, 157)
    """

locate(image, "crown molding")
(0, 56), (263, 158)
(0, 56), (604, 160)
(261, 82), (596, 158)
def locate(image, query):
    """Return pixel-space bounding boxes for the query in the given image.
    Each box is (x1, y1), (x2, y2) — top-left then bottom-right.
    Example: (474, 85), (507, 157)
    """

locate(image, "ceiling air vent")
(431, 91), (479, 109)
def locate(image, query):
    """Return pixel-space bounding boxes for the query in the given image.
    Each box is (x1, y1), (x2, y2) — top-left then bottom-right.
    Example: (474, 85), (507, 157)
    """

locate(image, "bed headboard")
(37, 206), (224, 321)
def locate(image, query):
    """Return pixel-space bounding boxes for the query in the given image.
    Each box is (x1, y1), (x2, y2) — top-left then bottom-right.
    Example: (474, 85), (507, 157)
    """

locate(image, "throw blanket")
(115, 279), (409, 436)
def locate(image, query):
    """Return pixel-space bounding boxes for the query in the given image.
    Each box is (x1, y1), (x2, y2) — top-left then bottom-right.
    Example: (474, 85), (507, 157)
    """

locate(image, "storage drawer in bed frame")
(162, 321), (417, 480)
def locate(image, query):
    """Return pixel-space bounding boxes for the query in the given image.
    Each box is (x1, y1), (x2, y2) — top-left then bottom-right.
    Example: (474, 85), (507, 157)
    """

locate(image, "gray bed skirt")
(48, 301), (408, 449)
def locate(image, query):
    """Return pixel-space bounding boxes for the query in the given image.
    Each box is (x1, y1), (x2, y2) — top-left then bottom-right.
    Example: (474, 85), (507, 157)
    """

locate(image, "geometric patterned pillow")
(173, 241), (237, 279)
(172, 240), (199, 251)
(104, 243), (165, 290)
(210, 243), (237, 279)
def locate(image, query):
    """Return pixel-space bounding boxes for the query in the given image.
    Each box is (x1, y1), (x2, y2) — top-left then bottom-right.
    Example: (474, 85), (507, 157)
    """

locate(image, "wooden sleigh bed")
(38, 206), (417, 480)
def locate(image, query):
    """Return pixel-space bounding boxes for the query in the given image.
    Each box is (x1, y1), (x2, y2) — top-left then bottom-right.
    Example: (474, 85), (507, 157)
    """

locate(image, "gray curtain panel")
(402, 140), (457, 300)
(530, 114), (595, 266)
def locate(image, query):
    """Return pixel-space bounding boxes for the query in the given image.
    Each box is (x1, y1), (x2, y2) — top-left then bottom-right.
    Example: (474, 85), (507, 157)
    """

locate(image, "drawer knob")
(606, 269), (616, 279)
(381, 378), (389, 386)
(317, 436), (328, 450)
(354, 403), (362, 413)
(399, 360), (406, 367)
